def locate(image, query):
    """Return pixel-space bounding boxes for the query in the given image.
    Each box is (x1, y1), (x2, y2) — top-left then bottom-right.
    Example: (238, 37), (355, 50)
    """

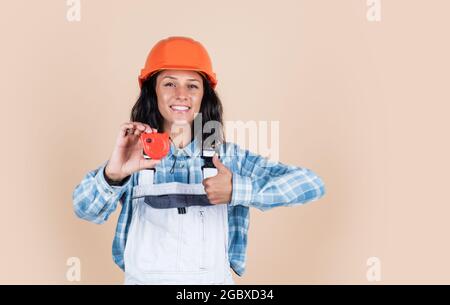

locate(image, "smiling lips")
(170, 105), (191, 113)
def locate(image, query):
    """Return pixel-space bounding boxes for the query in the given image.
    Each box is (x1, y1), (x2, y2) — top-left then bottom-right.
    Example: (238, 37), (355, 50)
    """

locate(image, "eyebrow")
(162, 76), (201, 82)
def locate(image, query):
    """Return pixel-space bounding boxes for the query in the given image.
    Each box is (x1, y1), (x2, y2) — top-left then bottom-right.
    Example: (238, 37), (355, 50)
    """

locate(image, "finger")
(138, 123), (154, 133)
(202, 178), (212, 188)
(205, 191), (213, 200)
(205, 188), (213, 196)
(208, 196), (218, 204)
(212, 154), (229, 173)
(127, 122), (144, 134)
(139, 158), (161, 170)
(121, 122), (133, 130)
(121, 123), (135, 137)
(132, 122), (157, 134)
(144, 127), (158, 134)
(122, 122), (139, 137)
(131, 123), (147, 136)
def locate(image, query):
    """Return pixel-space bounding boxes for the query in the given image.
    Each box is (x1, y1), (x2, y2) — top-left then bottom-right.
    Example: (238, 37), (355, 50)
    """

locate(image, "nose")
(175, 85), (188, 101)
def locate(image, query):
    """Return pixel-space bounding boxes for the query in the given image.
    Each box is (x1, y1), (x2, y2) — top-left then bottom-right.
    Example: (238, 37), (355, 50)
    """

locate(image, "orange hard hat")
(138, 36), (218, 89)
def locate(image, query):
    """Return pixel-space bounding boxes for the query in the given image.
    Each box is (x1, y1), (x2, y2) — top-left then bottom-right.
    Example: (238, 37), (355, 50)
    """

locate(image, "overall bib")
(123, 152), (234, 285)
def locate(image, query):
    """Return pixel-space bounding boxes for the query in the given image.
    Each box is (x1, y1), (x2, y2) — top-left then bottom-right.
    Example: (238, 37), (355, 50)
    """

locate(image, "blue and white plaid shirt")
(72, 140), (326, 276)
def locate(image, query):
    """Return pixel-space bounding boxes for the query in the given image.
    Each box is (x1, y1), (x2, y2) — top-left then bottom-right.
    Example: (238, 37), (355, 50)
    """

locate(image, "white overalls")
(123, 158), (235, 285)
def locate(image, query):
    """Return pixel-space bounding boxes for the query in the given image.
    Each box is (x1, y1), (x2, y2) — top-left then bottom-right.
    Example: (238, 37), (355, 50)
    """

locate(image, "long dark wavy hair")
(130, 71), (225, 148)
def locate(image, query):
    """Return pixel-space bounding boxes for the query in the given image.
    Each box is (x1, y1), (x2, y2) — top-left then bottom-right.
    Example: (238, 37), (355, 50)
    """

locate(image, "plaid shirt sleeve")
(229, 144), (326, 211)
(72, 161), (133, 224)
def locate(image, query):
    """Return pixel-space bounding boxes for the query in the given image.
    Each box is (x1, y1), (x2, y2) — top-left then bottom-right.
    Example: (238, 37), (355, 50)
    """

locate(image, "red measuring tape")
(139, 132), (170, 160)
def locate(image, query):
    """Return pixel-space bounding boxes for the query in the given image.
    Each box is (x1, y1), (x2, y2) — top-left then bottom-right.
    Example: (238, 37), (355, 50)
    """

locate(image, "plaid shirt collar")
(166, 137), (205, 159)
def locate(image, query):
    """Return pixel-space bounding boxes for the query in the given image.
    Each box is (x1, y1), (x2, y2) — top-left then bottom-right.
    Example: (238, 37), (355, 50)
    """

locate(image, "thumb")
(139, 158), (161, 170)
(212, 154), (229, 173)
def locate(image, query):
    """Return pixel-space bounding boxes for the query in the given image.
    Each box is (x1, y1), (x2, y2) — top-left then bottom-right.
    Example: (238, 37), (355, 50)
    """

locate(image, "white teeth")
(171, 105), (190, 111)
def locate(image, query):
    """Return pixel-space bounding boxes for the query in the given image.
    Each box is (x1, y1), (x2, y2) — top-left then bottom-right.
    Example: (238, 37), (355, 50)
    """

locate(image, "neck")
(165, 123), (192, 149)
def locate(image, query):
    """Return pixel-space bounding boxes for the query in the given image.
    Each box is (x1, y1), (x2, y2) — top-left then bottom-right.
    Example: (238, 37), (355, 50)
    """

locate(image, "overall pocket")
(134, 202), (180, 273)
(137, 203), (206, 273)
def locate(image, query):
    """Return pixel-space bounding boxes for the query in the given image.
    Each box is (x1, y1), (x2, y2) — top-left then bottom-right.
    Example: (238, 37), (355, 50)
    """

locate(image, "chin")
(171, 119), (192, 126)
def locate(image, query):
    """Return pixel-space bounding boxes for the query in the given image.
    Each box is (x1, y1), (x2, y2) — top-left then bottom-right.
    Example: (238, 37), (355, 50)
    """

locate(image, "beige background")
(0, 0), (449, 284)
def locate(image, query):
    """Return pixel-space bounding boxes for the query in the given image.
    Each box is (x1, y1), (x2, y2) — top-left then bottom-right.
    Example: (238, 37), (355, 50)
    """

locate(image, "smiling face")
(155, 70), (204, 131)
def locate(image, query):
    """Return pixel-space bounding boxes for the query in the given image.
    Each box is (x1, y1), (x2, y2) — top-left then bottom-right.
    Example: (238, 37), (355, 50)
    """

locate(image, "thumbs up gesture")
(202, 154), (233, 205)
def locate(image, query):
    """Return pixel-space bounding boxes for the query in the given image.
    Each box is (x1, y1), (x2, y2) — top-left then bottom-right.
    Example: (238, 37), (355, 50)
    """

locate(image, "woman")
(72, 36), (326, 285)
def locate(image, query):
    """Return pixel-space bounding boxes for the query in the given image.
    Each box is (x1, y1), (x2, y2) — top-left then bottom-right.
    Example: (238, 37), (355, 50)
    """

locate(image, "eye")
(164, 82), (175, 87)
(188, 84), (199, 89)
